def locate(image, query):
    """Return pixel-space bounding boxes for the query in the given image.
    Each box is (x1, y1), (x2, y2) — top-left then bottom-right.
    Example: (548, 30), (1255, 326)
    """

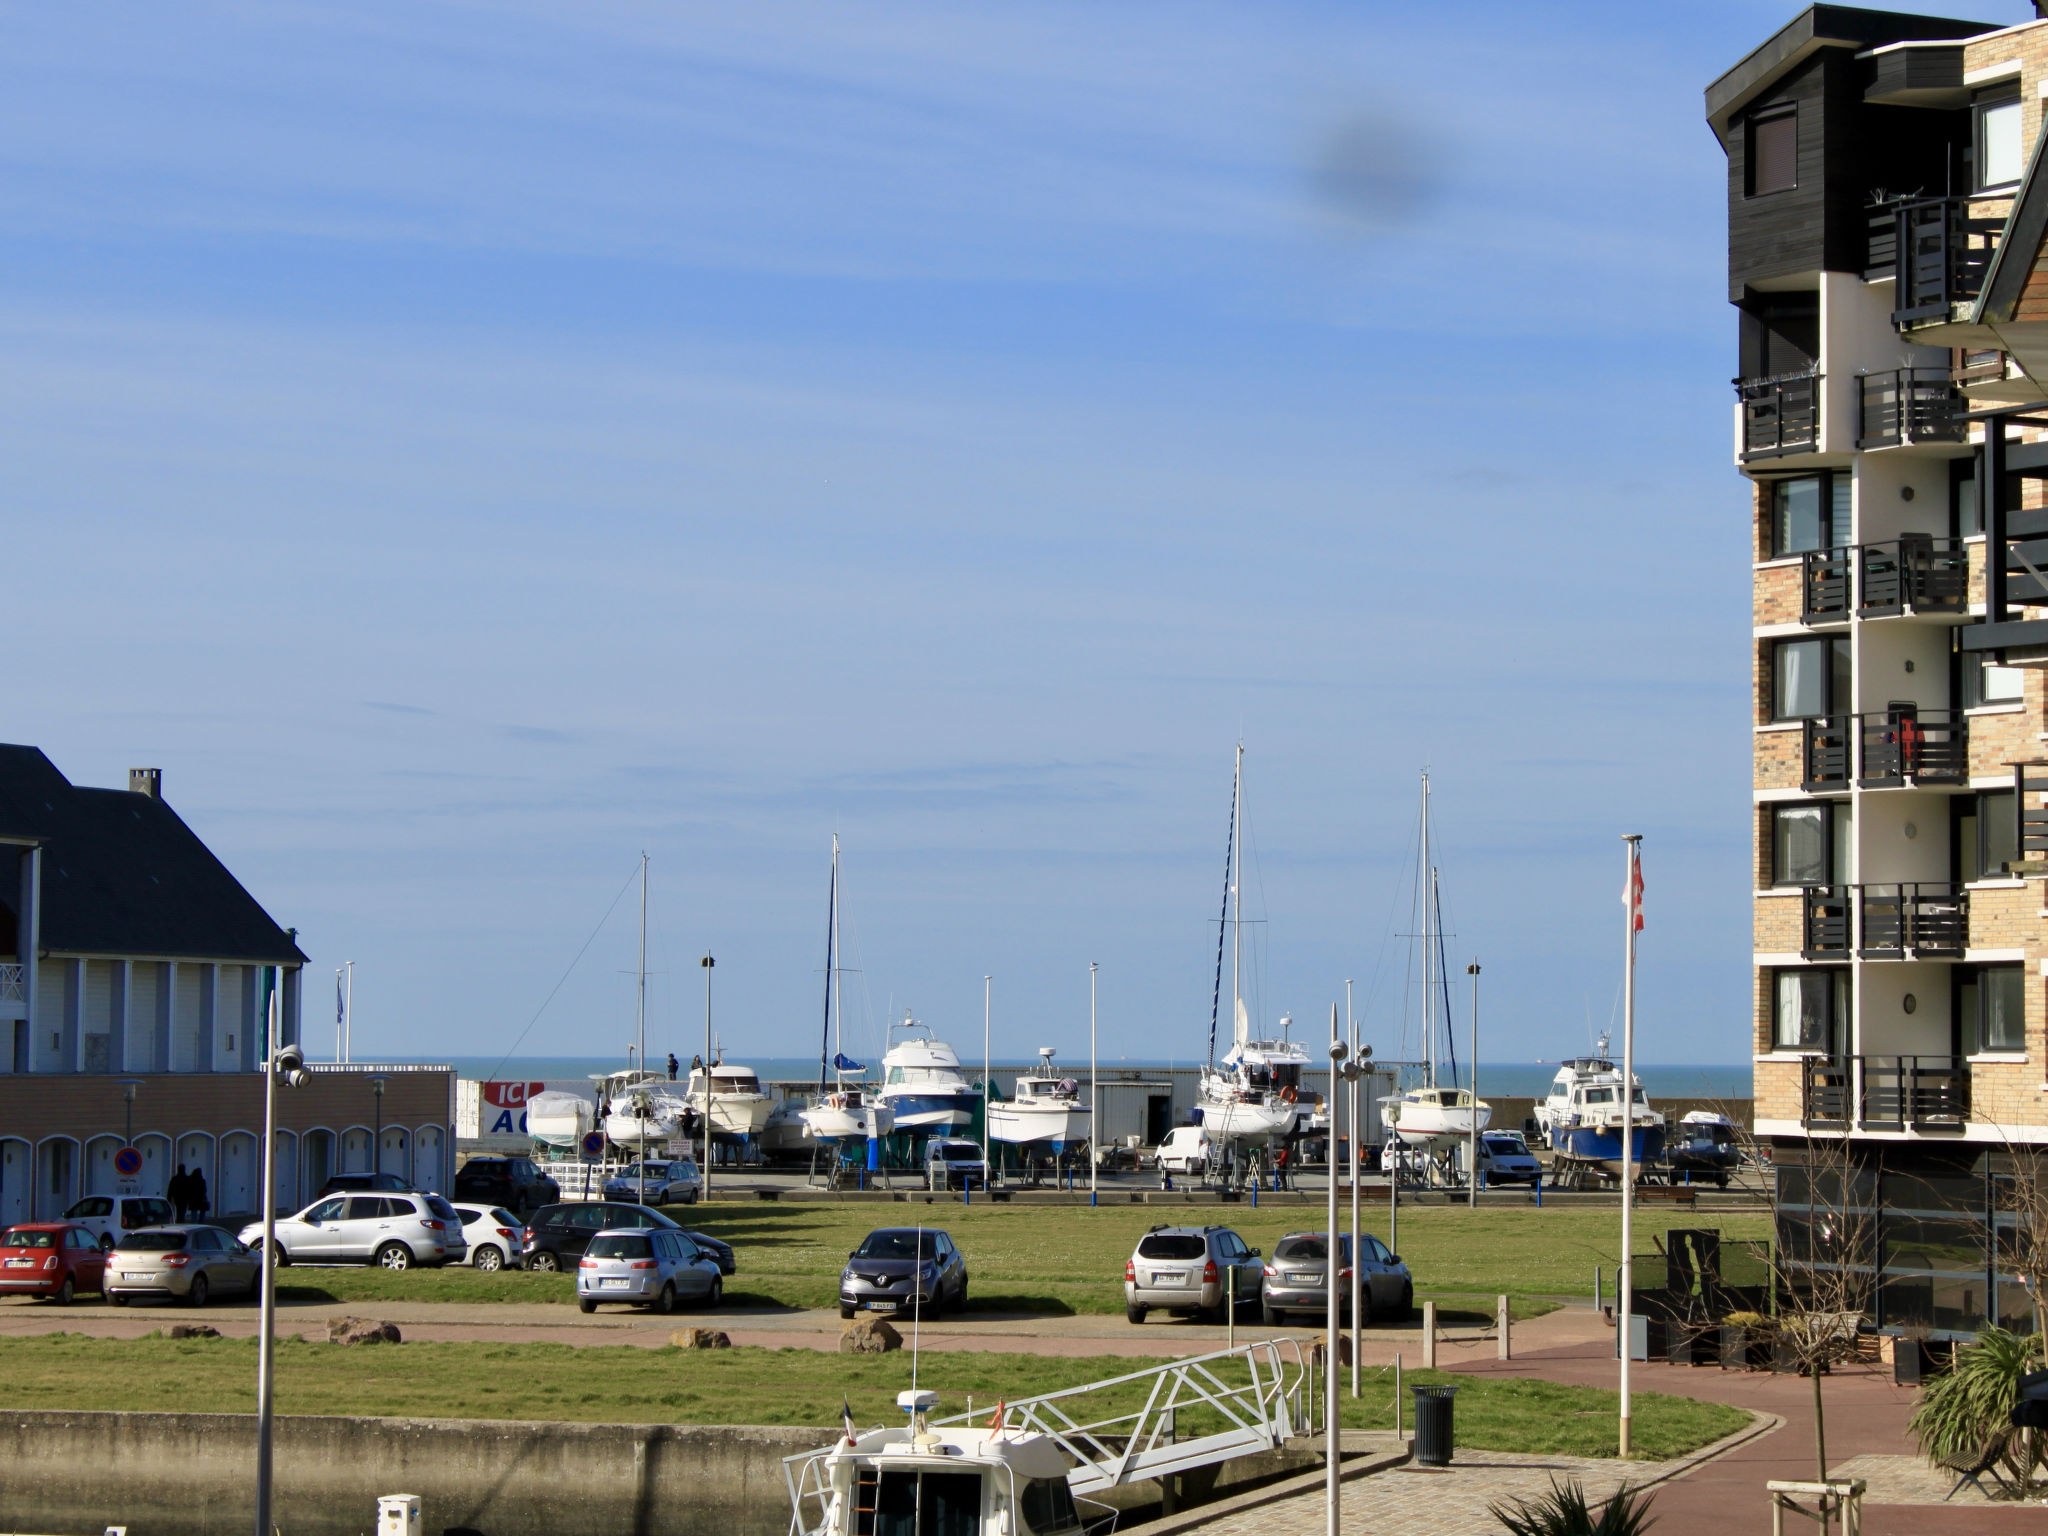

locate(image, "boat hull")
(1386, 1107), (1489, 1149)
(1548, 1122), (1666, 1171)
(604, 1112), (681, 1145)
(987, 1102), (1090, 1149)
(1198, 1098), (1298, 1141)
(702, 1094), (774, 1137)
(801, 1102), (895, 1142)
(877, 1091), (977, 1132)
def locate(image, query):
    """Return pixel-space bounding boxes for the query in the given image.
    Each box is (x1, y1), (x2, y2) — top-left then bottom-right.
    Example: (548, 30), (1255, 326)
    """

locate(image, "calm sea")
(405, 1055), (1753, 1100)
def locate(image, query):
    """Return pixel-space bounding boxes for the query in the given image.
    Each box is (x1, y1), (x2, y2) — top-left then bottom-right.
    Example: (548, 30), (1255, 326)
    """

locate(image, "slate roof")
(0, 745), (305, 965)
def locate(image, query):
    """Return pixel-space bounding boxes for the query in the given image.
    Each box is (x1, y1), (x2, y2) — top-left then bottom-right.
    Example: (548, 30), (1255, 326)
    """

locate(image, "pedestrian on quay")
(169, 1164), (189, 1221)
(667, 1052), (679, 1081)
(189, 1168), (210, 1223)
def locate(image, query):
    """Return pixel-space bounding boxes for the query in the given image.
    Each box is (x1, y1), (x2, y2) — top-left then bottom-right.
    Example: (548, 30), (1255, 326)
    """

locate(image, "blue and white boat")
(1534, 1041), (1665, 1173)
(876, 1015), (979, 1133)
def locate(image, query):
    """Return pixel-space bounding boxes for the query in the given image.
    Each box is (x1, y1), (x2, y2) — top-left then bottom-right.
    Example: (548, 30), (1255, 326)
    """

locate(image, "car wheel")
(266, 1241), (291, 1269)
(53, 1276), (75, 1306)
(1357, 1289), (1375, 1328)
(1261, 1304), (1283, 1327)
(688, 1190), (700, 1205)
(841, 1302), (857, 1320)
(108, 1293), (129, 1307)
(98, 1233), (115, 1251)
(474, 1246), (504, 1272)
(528, 1251), (559, 1273)
(954, 1282), (967, 1314)
(1125, 1303), (1147, 1325)
(187, 1274), (211, 1309)
(376, 1243), (413, 1271)
(1399, 1283), (1413, 1320)
(578, 1297), (598, 1314)
(703, 1276), (722, 1310)
(652, 1283), (676, 1315)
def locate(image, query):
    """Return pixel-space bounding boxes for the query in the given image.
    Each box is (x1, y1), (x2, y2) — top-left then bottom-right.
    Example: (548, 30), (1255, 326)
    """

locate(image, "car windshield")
(119, 1232), (189, 1252)
(1483, 1137), (1524, 1153)
(1273, 1235), (1348, 1263)
(2, 1229), (57, 1249)
(854, 1230), (940, 1260)
(937, 1145), (980, 1161)
(588, 1233), (653, 1261)
(1137, 1234), (1207, 1261)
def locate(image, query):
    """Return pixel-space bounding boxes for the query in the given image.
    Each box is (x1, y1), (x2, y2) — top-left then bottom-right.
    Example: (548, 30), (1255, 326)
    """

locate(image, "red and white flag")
(1623, 846), (1645, 933)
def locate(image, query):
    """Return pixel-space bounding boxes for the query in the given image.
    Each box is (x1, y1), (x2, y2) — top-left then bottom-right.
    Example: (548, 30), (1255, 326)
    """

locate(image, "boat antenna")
(1206, 751), (1238, 1070)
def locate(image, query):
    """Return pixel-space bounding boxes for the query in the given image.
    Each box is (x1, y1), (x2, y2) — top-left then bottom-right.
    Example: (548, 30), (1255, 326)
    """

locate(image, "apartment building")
(0, 745), (451, 1221)
(1713, 4), (2048, 1338)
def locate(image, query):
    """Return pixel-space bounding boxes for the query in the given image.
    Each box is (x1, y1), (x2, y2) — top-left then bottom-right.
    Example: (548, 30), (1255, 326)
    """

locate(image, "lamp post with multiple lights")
(254, 988), (309, 1536)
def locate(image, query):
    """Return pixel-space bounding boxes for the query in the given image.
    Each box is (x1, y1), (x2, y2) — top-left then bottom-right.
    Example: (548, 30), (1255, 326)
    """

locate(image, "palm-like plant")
(1490, 1477), (1658, 1536)
(1908, 1327), (2043, 1480)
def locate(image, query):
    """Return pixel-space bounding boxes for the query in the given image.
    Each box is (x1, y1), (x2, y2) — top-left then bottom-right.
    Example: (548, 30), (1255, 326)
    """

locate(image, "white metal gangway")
(932, 1338), (1309, 1494)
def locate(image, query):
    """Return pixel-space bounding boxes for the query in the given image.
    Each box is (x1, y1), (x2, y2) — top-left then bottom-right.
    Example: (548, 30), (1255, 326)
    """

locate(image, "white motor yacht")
(988, 1048), (1091, 1151)
(598, 1070), (688, 1147)
(685, 1055), (775, 1137)
(1380, 1084), (1491, 1149)
(876, 1016), (979, 1134)
(1534, 1040), (1665, 1173)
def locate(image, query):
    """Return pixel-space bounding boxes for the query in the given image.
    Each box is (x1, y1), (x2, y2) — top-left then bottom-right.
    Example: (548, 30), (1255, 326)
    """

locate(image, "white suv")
(63, 1194), (175, 1250)
(243, 1192), (468, 1269)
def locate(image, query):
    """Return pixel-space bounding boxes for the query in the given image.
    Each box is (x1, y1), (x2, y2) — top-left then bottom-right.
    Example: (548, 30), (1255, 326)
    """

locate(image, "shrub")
(1490, 1477), (1657, 1536)
(1908, 1327), (2043, 1467)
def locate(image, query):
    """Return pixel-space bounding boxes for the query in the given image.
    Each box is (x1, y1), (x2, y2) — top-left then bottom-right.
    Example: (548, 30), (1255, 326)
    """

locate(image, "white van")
(1153, 1126), (1212, 1177)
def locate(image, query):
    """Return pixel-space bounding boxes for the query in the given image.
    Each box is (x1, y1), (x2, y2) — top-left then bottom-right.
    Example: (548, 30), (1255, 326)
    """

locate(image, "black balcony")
(1737, 371), (1821, 460)
(1857, 369), (1966, 449)
(1802, 885), (1851, 958)
(1801, 716), (1853, 791)
(1802, 549), (1852, 623)
(1858, 708), (1967, 786)
(1800, 1057), (1851, 1128)
(1800, 537), (1966, 623)
(1868, 196), (2006, 328)
(1859, 1056), (1969, 1131)
(1858, 882), (1967, 957)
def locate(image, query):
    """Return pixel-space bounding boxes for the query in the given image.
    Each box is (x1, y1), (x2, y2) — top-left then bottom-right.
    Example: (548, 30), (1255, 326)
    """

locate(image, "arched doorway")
(35, 1138), (78, 1220)
(302, 1129), (335, 1197)
(134, 1134), (170, 1197)
(271, 1131), (299, 1213)
(175, 1133), (215, 1216)
(339, 1127), (371, 1175)
(217, 1132), (257, 1219)
(378, 1126), (410, 1181)
(84, 1136), (124, 1198)
(412, 1125), (444, 1194)
(0, 1139), (28, 1224)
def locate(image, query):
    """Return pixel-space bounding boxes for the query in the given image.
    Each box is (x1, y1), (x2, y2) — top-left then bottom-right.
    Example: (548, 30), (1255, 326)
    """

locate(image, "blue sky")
(7, 1), (2000, 1071)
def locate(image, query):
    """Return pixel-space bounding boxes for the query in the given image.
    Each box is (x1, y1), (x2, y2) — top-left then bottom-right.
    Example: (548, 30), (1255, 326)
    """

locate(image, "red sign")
(483, 1081), (545, 1109)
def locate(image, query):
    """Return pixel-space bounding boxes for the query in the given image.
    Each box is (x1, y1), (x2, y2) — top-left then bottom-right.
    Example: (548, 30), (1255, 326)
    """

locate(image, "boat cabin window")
(1020, 1476), (1081, 1535)
(1137, 1233), (1207, 1261)
(875, 1469), (983, 1536)
(1582, 1088), (1615, 1105)
(1547, 1080), (1567, 1098)
(1273, 1063), (1301, 1088)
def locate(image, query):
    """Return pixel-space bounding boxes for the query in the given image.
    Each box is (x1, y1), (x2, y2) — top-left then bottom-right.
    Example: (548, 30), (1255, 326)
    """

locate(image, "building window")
(1770, 474), (1851, 557)
(1955, 789), (2018, 881)
(1957, 964), (2025, 1054)
(1958, 648), (2024, 708)
(1748, 106), (1797, 196)
(1775, 968), (1848, 1053)
(1975, 88), (2022, 191)
(1772, 801), (1851, 887)
(1772, 636), (1852, 720)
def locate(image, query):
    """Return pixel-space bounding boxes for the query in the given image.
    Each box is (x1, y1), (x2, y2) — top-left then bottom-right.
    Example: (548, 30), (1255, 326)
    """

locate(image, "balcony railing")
(1801, 536), (1968, 622)
(1868, 196), (2007, 328)
(1857, 368), (1966, 448)
(1802, 1054), (1969, 1131)
(1797, 710), (1967, 789)
(1802, 885), (1851, 958)
(1737, 370), (1822, 460)
(1858, 882), (1967, 957)
(0, 963), (20, 1005)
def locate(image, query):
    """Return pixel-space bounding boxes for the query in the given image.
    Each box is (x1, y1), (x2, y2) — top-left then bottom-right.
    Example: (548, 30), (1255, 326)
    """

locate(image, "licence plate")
(123, 1272), (151, 1280)
(1287, 1271), (1319, 1284)
(870, 1301), (898, 1312)
(600, 1277), (629, 1288)
(1150, 1271), (1186, 1285)
(4, 1258), (30, 1268)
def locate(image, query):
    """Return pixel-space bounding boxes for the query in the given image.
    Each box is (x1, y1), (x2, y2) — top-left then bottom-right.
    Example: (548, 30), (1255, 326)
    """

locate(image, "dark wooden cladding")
(1864, 44), (1967, 109)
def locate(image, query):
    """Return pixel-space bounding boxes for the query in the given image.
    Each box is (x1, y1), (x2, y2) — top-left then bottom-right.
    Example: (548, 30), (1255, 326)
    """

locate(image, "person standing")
(667, 1052), (679, 1082)
(190, 1168), (210, 1224)
(169, 1165), (189, 1221)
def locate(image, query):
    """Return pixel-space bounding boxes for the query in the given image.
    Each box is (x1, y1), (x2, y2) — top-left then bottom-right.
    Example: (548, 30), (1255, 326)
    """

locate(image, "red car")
(0, 1223), (108, 1304)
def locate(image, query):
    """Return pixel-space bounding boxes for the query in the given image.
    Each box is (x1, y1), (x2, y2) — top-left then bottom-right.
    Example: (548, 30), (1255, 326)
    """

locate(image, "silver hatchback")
(1260, 1230), (1412, 1326)
(576, 1227), (724, 1313)
(106, 1226), (259, 1307)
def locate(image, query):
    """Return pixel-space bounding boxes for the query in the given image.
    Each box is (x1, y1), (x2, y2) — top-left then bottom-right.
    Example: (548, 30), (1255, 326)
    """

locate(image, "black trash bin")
(1411, 1384), (1459, 1467)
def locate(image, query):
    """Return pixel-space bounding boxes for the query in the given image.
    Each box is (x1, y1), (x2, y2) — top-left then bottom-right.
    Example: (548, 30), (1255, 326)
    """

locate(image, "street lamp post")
(700, 955), (715, 1201)
(370, 1077), (387, 1179)
(1325, 1011), (1346, 1536)
(1467, 960), (1481, 1211)
(121, 1081), (140, 1146)
(254, 987), (309, 1536)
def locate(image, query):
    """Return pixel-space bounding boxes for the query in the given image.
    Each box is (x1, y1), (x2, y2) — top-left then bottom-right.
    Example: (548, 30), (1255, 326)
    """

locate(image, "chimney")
(129, 767), (161, 799)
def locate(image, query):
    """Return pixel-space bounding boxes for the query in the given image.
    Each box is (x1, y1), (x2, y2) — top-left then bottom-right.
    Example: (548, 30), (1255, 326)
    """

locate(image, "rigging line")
(482, 859), (645, 1084)
(1358, 790), (1427, 1039)
(1207, 768), (1236, 1070)
(1434, 873), (1459, 1088)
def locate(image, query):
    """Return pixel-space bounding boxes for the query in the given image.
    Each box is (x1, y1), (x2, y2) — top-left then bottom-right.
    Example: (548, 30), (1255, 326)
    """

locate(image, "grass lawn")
(0, 1333), (1748, 1460)
(275, 1203), (1768, 1320)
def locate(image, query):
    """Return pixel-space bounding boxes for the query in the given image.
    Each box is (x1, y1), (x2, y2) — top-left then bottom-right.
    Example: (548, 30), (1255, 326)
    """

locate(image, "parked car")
(243, 1192), (467, 1270)
(923, 1138), (990, 1191)
(678, 1229), (736, 1275)
(1123, 1224), (1261, 1324)
(1259, 1230), (1411, 1326)
(106, 1225), (258, 1307)
(62, 1194), (176, 1250)
(452, 1155), (561, 1215)
(452, 1204), (527, 1270)
(576, 1227), (725, 1314)
(523, 1201), (680, 1272)
(0, 1223), (108, 1304)
(839, 1227), (968, 1319)
(313, 1172), (417, 1200)
(600, 1160), (703, 1206)
(1465, 1131), (1543, 1188)
(1153, 1126), (1211, 1178)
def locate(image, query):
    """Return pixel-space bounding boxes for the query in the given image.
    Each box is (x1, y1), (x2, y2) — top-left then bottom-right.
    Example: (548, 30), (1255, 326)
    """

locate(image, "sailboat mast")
(820, 837), (837, 1093)
(636, 852), (647, 1078)
(1231, 743), (1244, 1049)
(1420, 774), (1434, 1086)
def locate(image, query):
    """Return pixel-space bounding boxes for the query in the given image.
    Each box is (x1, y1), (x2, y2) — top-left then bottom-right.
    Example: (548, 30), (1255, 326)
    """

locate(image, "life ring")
(1279, 1085), (1298, 1105)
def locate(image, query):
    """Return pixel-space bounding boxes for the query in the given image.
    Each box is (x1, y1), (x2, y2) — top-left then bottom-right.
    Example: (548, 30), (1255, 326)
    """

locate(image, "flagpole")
(1619, 834), (1641, 1459)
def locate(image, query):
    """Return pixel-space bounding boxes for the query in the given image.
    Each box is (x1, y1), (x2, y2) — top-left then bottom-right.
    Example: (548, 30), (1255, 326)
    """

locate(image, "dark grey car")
(1260, 1230), (1411, 1326)
(839, 1227), (968, 1319)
